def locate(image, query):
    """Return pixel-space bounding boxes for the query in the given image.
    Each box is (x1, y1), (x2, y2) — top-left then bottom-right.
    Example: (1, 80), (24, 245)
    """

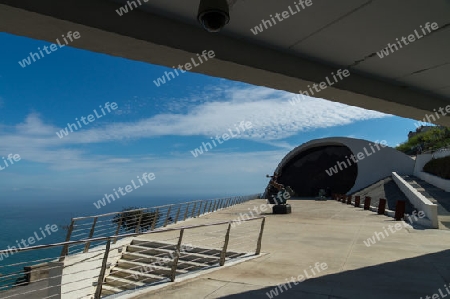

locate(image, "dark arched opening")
(278, 145), (357, 197)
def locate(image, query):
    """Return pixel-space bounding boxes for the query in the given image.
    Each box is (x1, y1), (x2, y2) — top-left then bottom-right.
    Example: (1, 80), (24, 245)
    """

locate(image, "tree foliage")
(112, 207), (161, 233)
(396, 127), (450, 154)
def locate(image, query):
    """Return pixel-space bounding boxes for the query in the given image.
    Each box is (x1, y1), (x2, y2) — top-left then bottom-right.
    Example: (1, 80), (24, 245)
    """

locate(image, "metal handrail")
(59, 194), (259, 258)
(0, 216), (266, 299)
(73, 201), (200, 221)
(0, 216), (265, 255)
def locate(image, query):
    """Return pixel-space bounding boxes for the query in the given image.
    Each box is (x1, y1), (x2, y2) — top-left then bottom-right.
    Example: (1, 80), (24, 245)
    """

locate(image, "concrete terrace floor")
(126, 198), (450, 299)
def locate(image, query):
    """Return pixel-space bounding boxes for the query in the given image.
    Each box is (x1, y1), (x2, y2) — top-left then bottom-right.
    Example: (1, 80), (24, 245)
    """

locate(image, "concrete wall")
(432, 148), (450, 159)
(345, 139), (415, 193)
(413, 153), (433, 175)
(392, 172), (438, 228)
(413, 150), (450, 192)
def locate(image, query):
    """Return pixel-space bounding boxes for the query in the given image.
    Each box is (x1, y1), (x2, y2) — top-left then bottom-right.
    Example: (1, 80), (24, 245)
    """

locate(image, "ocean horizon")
(0, 193), (245, 287)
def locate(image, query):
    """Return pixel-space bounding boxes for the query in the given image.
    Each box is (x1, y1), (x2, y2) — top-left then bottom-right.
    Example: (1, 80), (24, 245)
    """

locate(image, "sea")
(0, 194), (226, 289)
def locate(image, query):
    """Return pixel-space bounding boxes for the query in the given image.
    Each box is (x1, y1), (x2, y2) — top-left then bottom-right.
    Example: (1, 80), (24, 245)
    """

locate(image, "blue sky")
(0, 32), (419, 200)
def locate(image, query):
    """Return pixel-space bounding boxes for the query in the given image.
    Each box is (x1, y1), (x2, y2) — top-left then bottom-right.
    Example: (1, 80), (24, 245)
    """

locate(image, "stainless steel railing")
(0, 216), (266, 299)
(59, 194), (260, 260)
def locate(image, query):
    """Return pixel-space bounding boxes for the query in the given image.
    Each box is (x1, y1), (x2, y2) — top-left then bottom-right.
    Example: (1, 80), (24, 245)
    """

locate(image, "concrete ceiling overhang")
(1, 0), (450, 126)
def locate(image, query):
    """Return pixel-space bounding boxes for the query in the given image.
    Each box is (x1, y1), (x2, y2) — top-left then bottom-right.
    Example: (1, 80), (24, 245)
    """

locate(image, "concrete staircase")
(401, 175), (450, 229)
(101, 240), (246, 297)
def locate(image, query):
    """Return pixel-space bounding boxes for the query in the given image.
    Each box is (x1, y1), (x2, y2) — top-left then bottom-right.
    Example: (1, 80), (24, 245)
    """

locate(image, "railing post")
(202, 200), (209, 214)
(364, 196), (371, 210)
(197, 201), (203, 217)
(151, 208), (159, 230)
(164, 205), (172, 227)
(183, 203), (190, 221)
(354, 196), (361, 207)
(135, 210), (144, 233)
(217, 199), (221, 210)
(59, 219), (75, 261)
(220, 223), (232, 266)
(395, 200), (406, 221)
(378, 198), (387, 215)
(113, 212), (123, 244)
(255, 217), (266, 255)
(84, 217), (98, 253)
(174, 205), (181, 224)
(213, 200), (219, 211)
(216, 199), (221, 210)
(170, 229), (185, 282)
(94, 239), (111, 299)
(208, 200), (213, 212)
(347, 196), (352, 205)
(226, 198), (231, 208)
(191, 202), (197, 218)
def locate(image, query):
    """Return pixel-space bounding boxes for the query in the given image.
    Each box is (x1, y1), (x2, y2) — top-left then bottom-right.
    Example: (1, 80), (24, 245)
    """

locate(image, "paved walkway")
(124, 199), (450, 299)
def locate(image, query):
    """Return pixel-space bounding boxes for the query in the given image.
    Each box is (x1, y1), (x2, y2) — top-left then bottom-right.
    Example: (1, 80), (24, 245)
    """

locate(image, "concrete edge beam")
(0, 0), (449, 126)
(391, 172), (439, 228)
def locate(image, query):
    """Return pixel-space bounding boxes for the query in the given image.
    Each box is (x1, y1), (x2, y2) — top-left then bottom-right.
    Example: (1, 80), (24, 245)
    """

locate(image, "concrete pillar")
(48, 262), (64, 299)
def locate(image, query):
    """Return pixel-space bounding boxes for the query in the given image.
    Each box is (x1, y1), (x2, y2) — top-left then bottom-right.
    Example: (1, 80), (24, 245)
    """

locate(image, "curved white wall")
(274, 137), (415, 194)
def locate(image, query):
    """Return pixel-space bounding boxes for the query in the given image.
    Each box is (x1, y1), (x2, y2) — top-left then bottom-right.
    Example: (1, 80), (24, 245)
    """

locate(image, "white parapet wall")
(414, 151), (450, 192)
(392, 172), (439, 229)
(413, 153), (433, 175)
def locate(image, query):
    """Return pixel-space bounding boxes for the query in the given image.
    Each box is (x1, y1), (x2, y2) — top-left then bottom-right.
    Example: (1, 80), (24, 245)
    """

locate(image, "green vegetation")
(423, 156), (450, 180)
(112, 207), (161, 232)
(396, 126), (450, 154)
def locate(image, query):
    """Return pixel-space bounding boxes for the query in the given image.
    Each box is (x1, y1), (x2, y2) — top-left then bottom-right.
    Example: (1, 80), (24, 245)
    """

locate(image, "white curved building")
(266, 137), (415, 198)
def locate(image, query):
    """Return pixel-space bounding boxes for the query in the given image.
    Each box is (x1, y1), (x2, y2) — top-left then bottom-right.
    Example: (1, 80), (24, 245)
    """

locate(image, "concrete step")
(117, 259), (188, 276)
(127, 244), (174, 256)
(127, 245), (219, 264)
(173, 259), (211, 270)
(130, 240), (238, 257)
(131, 240), (177, 250)
(101, 284), (125, 296)
(178, 251), (220, 265)
(122, 252), (210, 270)
(105, 275), (145, 290)
(110, 266), (165, 283)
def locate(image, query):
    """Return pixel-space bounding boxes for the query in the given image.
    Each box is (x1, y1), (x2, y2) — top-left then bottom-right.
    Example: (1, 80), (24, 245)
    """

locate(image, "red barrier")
(378, 198), (387, 215)
(354, 196), (360, 207)
(363, 196), (371, 210)
(395, 200), (406, 220)
(347, 196), (352, 205)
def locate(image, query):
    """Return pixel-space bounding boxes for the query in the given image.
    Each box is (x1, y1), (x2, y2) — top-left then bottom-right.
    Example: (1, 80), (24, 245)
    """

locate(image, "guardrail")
(58, 194), (260, 260)
(0, 216), (266, 299)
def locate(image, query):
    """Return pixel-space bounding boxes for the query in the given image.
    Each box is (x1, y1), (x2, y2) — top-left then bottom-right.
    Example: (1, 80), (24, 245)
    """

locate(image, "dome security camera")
(197, 0), (230, 33)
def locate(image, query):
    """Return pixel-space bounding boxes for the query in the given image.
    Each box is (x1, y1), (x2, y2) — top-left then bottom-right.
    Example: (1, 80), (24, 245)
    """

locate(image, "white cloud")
(11, 85), (389, 145)
(0, 84), (390, 175)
